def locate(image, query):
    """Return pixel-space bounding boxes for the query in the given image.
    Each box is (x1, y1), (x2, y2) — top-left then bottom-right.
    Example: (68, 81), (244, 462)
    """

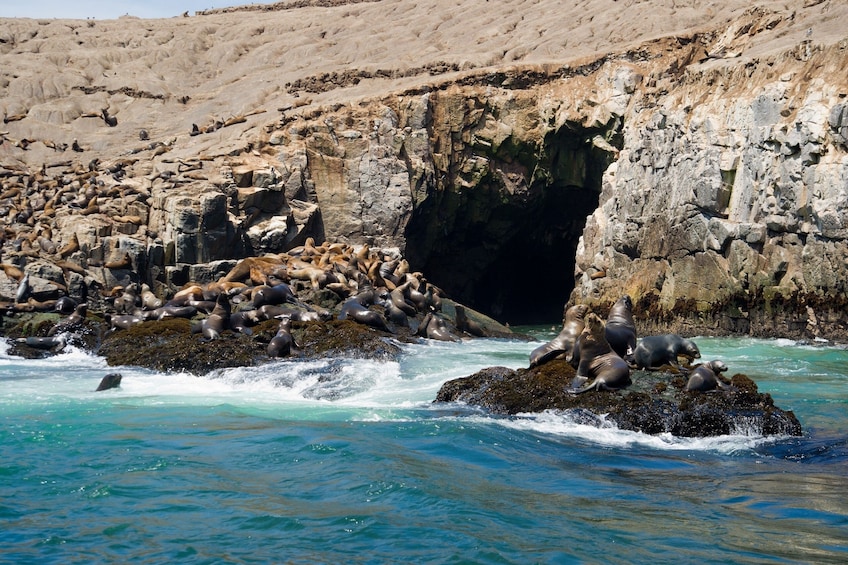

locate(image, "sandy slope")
(0, 0), (844, 168)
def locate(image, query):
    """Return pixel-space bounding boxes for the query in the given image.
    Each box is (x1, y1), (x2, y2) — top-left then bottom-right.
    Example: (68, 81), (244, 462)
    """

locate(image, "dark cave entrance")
(404, 123), (618, 326)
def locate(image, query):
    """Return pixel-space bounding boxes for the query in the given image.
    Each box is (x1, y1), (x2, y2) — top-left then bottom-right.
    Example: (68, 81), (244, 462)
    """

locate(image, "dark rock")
(96, 317), (407, 375)
(434, 360), (802, 437)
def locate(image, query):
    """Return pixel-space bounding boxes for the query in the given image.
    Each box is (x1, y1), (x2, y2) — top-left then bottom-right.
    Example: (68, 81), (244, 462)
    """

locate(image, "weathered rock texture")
(434, 360), (803, 437)
(1, 1), (847, 336)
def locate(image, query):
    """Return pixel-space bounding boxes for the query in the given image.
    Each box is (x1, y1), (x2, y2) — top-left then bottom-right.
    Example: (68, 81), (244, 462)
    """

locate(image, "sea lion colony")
(531, 295), (733, 395)
(5, 236), (504, 362)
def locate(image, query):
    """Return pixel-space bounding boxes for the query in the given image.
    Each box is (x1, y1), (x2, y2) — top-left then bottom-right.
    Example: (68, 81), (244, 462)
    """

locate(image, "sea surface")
(1, 329), (846, 564)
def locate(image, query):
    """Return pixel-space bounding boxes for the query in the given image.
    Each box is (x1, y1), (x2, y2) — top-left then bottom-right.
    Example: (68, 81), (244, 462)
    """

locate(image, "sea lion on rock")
(684, 360), (731, 392)
(380, 294), (410, 327)
(267, 315), (295, 358)
(569, 313), (631, 394)
(16, 335), (67, 352)
(252, 283), (298, 308)
(54, 295), (78, 314)
(418, 312), (460, 342)
(228, 310), (257, 336)
(15, 273), (30, 303)
(146, 305), (197, 321)
(96, 373), (122, 391)
(529, 304), (588, 367)
(633, 334), (701, 370)
(454, 304), (486, 338)
(605, 295), (637, 360)
(200, 294), (231, 340)
(339, 298), (390, 331)
(106, 313), (144, 331)
(47, 303), (87, 336)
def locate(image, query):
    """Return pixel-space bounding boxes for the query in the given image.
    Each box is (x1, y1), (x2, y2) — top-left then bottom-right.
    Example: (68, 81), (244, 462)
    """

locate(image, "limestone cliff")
(0, 1), (846, 337)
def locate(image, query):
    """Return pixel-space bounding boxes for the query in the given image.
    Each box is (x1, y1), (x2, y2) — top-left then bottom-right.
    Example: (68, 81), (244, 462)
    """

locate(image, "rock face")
(1, 2), (847, 337)
(435, 360), (803, 437)
(573, 36), (848, 340)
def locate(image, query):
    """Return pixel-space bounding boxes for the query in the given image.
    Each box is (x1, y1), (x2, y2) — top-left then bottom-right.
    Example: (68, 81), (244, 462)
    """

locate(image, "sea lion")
(684, 360), (731, 392)
(15, 273), (30, 303)
(113, 284), (139, 314)
(455, 304), (486, 338)
(16, 335), (67, 352)
(569, 313), (631, 394)
(529, 304), (588, 367)
(418, 312), (460, 342)
(605, 295), (637, 360)
(96, 373), (122, 391)
(388, 286), (417, 316)
(228, 310), (257, 336)
(54, 295), (78, 314)
(267, 315), (295, 358)
(252, 283), (298, 308)
(146, 305), (197, 321)
(200, 294), (231, 340)
(339, 298), (390, 331)
(633, 334), (701, 370)
(139, 283), (162, 310)
(47, 303), (87, 336)
(106, 313), (144, 331)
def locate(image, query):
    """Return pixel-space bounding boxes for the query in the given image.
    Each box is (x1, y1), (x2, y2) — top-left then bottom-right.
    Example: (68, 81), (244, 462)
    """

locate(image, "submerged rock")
(434, 360), (802, 437)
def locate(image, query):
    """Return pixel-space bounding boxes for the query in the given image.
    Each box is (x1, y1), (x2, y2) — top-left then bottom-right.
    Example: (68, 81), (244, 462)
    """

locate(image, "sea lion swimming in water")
(633, 334), (701, 370)
(604, 295), (637, 360)
(529, 304), (588, 367)
(96, 373), (122, 391)
(569, 313), (631, 394)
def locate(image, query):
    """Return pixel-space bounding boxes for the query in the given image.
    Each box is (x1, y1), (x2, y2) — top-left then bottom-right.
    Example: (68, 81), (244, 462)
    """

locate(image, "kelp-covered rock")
(97, 318), (405, 375)
(434, 360), (802, 437)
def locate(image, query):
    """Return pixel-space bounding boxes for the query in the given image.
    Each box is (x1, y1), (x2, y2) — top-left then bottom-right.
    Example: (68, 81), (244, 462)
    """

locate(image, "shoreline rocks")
(434, 360), (803, 438)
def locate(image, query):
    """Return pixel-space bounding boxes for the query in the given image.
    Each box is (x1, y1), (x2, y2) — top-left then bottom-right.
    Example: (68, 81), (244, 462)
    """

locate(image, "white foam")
(440, 409), (783, 454)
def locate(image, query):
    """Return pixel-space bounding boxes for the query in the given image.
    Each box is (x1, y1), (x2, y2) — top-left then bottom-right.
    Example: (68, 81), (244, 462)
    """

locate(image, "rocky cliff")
(1, 1), (846, 336)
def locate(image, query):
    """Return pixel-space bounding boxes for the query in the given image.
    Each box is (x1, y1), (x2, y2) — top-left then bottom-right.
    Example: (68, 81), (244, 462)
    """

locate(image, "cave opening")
(405, 122), (618, 326)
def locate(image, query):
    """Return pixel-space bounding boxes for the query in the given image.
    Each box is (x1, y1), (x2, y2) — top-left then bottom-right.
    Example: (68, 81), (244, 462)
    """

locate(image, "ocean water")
(1, 331), (846, 564)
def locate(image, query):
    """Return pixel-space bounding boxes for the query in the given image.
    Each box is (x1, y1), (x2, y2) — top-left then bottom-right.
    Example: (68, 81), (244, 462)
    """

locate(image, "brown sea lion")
(16, 335), (67, 351)
(107, 313), (145, 331)
(252, 283), (297, 308)
(605, 295), (637, 360)
(200, 294), (231, 340)
(684, 360), (731, 392)
(339, 298), (390, 332)
(417, 312), (460, 342)
(529, 304), (588, 367)
(633, 334), (701, 370)
(47, 303), (88, 336)
(569, 313), (631, 394)
(455, 304), (486, 338)
(267, 315), (295, 358)
(54, 295), (79, 314)
(96, 373), (122, 391)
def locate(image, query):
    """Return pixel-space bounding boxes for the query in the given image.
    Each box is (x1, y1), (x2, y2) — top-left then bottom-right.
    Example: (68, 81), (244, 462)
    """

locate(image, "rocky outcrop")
(435, 360), (803, 437)
(572, 33), (848, 340)
(1, 2), (846, 338)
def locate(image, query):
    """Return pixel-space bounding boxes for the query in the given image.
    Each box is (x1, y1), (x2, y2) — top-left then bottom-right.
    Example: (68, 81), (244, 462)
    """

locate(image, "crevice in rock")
(405, 119), (620, 325)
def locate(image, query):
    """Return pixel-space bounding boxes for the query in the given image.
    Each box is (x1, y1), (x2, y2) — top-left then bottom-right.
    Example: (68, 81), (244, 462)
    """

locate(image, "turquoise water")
(1, 333), (847, 564)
